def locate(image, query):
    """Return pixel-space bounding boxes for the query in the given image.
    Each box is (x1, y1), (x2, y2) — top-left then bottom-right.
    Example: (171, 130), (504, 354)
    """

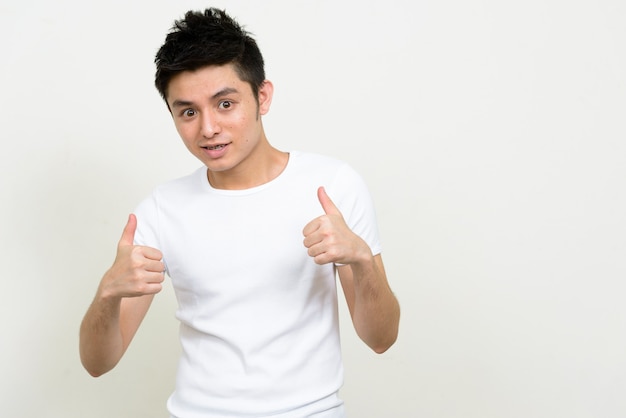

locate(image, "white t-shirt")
(134, 151), (381, 417)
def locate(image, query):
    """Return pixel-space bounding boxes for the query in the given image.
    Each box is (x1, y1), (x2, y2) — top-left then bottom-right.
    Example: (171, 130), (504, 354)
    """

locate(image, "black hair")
(154, 8), (265, 105)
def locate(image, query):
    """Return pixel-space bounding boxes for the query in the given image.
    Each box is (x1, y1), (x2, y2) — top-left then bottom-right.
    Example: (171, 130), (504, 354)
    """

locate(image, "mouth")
(202, 142), (231, 158)
(203, 141), (231, 150)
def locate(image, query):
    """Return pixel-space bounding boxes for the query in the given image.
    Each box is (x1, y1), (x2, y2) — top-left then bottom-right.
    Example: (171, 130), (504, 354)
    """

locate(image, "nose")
(201, 111), (220, 138)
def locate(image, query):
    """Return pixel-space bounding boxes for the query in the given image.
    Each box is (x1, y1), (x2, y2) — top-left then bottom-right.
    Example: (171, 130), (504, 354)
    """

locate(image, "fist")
(101, 214), (165, 298)
(302, 187), (370, 265)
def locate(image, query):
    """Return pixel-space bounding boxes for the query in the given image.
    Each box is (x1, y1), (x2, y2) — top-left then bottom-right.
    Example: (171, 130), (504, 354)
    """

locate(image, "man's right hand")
(100, 214), (165, 299)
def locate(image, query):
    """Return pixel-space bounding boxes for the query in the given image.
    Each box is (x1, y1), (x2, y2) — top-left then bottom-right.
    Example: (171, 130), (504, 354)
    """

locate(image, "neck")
(207, 146), (289, 190)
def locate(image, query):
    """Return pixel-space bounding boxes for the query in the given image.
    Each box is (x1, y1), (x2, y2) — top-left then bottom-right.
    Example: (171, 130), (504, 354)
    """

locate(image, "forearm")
(79, 291), (125, 377)
(342, 255), (400, 353)
(303, 189), (400, 352)
(79, 215), (163, 376)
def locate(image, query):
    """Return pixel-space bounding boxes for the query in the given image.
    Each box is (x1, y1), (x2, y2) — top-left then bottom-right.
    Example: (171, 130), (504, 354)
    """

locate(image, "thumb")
(317, 186), (340, 215)
(118, 214), (137, 247)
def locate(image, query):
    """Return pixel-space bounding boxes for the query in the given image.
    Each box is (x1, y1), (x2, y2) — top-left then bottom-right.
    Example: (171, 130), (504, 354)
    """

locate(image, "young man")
(80, 8), (399, 418)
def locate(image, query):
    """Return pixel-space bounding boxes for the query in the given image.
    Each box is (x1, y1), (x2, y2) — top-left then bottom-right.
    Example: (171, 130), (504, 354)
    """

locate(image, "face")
(166, 64), (273, 183)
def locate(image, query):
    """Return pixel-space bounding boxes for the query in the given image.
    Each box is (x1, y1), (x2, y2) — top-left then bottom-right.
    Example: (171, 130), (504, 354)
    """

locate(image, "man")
(80, 8), (399, 418)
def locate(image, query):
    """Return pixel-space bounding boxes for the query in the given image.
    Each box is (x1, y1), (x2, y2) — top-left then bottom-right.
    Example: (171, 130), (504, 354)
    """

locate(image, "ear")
(257, 80), (274, 116)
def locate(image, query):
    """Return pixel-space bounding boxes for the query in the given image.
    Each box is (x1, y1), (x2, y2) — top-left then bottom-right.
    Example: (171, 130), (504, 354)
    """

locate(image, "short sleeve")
(133, 192), (168, 273)
(327, 163), (382, 258)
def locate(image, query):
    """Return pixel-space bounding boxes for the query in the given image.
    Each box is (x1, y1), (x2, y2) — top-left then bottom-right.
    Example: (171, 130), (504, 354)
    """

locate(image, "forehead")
(166, 64), (252, 103)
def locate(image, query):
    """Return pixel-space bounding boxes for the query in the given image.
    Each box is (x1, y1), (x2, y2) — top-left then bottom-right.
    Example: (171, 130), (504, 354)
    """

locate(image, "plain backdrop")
(1, 0), (625, 417)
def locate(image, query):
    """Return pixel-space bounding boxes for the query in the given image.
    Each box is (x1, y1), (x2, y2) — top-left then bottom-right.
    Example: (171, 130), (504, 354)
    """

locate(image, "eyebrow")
(170, 87), (240, 109)
(212, 87), (239, 99)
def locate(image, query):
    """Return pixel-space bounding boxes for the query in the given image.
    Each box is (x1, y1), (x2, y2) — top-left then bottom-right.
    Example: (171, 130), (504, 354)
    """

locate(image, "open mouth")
(207, 144), (227, 150)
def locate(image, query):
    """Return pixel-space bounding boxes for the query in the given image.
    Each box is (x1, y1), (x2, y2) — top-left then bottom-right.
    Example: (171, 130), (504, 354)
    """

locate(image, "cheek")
(175, 121), (195, 139)
(229, 115), (248, 134)
(176, 126), (197, 149)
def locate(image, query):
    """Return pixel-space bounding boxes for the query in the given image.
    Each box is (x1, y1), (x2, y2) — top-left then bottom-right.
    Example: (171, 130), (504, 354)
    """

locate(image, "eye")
(182, 109), (196, 118)
(219, 100), (232, 110)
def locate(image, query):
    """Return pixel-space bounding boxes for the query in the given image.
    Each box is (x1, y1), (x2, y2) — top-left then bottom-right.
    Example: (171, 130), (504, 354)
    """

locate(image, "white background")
(1, 0), (625, 417)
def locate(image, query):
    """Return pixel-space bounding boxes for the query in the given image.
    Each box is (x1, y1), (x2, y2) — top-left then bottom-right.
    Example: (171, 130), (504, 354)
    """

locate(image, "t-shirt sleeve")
(327, 162), (382, 258)
(133, 192), (168, 273)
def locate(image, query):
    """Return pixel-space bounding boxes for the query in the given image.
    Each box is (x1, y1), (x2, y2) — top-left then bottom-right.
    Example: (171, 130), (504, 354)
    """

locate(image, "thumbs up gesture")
(303, 187), (371, 265)
(100, 214), (165, 299)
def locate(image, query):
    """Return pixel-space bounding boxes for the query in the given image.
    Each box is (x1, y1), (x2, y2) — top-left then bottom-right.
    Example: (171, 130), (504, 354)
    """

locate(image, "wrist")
(97, 273), (124, 305)
(348, 248), (375, 274)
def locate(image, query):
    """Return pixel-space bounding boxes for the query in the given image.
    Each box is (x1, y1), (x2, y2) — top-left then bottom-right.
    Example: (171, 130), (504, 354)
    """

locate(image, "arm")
(303, 187), (400, 353)
(79, 214), (165, 376)
(337, 254), (399, 353)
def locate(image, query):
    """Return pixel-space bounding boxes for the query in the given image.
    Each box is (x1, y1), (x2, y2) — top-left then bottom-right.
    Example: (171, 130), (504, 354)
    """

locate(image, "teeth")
(208, 144), (225, 150)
